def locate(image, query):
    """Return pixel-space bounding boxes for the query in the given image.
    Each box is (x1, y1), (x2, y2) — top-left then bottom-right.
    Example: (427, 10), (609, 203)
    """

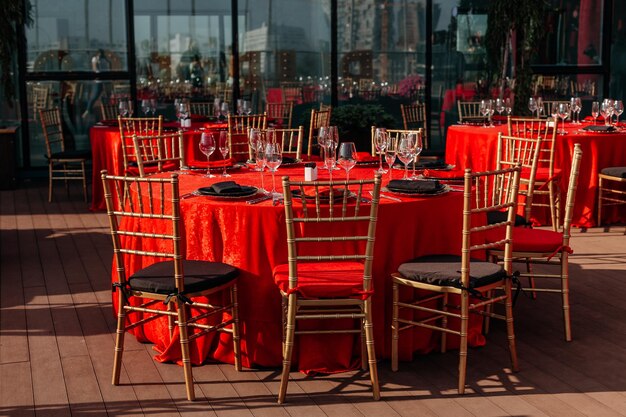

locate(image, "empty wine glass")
(248, 128), (261, 167)
(480, 100), (490, 127)
(338, 142), (357, 182)
(614, 100), (624, 125)
(571, 97), (582, 124)
(384, 137), (397, 181)
(536, 97), (544, 118)
(264, 141), (283, 197)
(178, 101), (190, 127)
(198, 132), (216, 178)
(118, 100), (129, 117)
(127, 100), (134, 117)
(150, 98), (157, 116)
(488, 99), (495, 126)
(324, 139), (337, 181)
(505, 98), (512, 115)
(236, 99), (244, 115)
(409, 132), (423, 180)
(255, 137), (267, 193)
(600, 100), (612, 126)
(242, 100), (251, 115)
(218, 131), (231, 177)
(141, 99), (150, 116)
(318, 126), (330, 169)
(328, 126), (340, 170)
(374, 128), (388, 174)
(495, 98), (505, 118)
(557, 102), (570, 134)
(591, 101), (600, 125)
(220, 102), (229, 120)
(397, 134), (414, 180)
(528, 97), (538, 118)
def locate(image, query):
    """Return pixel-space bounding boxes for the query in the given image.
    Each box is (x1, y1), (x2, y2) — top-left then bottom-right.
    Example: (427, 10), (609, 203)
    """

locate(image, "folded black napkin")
(282, 156), (297, 164)
(388, 179), (441, 194)
(582, 125), (617, 132)
(207, 181), (242, 194)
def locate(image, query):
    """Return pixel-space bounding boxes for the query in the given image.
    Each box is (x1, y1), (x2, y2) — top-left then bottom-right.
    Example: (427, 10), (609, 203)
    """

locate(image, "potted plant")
(331, 104), (395, 151)
(0, 0), (32, 105)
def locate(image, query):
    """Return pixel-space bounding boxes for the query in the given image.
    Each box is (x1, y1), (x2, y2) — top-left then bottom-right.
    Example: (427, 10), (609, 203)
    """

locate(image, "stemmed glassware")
(178, 101), (190, 127)
(570, 97), (582, 124)
(248, 128), (261, 168)
(323, 137), (337, 181)
(264, 141), (283, 197)
(528, 97), (538, 118)
(600, 99), (614, 126)
(505, 98), (512, 116)
(242, 100), (251, 115)
(141, 99), (151, 116)
(118, 100), (129, 117)
(255, 136), (267, 193)
(337, 142), (357, 182)
(220, 102), (229, 120)
(536, 97), (544, 118)
(480, 99), (490, 127)
(318, 126), (330, 169)
(409, 132), (423, 180)
(374, 128), (388, 174)
(198, 132), (216, 178)
(150, 98), (157, 116)
(328, 126), (340, 170)
(397, 134), (414, 180)
(557, 102), (570, 134)
(218, 131), (231, 177)
(614, 100), (624, 125)
(495, 98), (505, 119)
(591, 101), (600, 125)
(384, 137), (397, 181)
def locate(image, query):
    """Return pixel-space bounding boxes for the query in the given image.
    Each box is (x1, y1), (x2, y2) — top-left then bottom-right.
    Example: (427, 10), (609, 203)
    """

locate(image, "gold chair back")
(400, 103), (428, 148)
(227, 113), (267, 161)
(457, 100), (483, 123)
(132, 131), (186, 177)
(265, 102), (293, 128)
(118, 116), (163, 174)
(306, 108), (332, 157)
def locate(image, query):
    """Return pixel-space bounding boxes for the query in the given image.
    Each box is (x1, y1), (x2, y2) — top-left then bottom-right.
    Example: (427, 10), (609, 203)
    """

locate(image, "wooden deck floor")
(2, 181), (626, 417)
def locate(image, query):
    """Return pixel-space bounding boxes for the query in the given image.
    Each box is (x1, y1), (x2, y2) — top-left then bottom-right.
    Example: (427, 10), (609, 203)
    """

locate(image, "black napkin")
(582, 125), (617, 132)
(208, 181), (242, 194)
(416, 159), (447, 168)
(282, 156), (297, 164)
(388, 179), (441, 194)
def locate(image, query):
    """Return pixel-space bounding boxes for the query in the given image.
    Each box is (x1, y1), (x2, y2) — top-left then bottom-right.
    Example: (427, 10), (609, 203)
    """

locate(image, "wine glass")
(264, 141), (283, 197)
(118, 100), (129, 117)
(528, 97), (538, 118)
(318, 126), (330, 169)
(242, 100), (251, 115)
(600, 100), (611, 126)
(591, 101), (600, 125)
(409, 132), (423, 180)
(218, 131), (231, 177)
(384, 137), (397, 181)
(557, 102), (570, 134)
(480, 99), (490, 127)
(495, 98), (505, 118)
(220, 102), (229, 120)
(213, 98), (221, 117)
(328, 126), (340, 170)
(338, 142), (357, 182)
(603, 99), (615, 126)
(150, 98), (157, 116)
(236, 99), (244, 115)
(248, 128), (261, 167)
(323, 139), (337, 181)
(397, 134), (414, 180)
(255, 137), (267, 193)
(551, 102), (559, 126)
(536, 97), (544, 118)
(374, 128), (388, 174)
(505, 98), (512, 116)
(488, 99), (495, 127)
(614, 100), (624, 125)
(198, 132), (216, 178)
(141, 99), (150, 116)
(178, 101), (190, 127)
(127, 100), (134, 117)
(569, 97), (580, 124)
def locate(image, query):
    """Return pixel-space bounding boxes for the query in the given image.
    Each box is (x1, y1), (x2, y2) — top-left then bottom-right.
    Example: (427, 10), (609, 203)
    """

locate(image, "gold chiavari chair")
(400, 103), (428, 148)
(100, 102), (118, 120)
(457, 100), (483, 123)
(266, 126), (304, 161)
(227, 113), (267, 161)
(487, 144), (583, 341)
(131, 131), (186, 177)
(101, 171), (241, 401)
(265, 101), (293, 128)
(274, 173), (383, 403)
(369, 127), (422, 160)
(391, 165), (522, 394)
(597, 167), (626, 230)
(118, 116), (163, 175)
(39, 107), (91, 202)
(306, 108), (332, 157)
(280, 83), (302, 104)
(190, 101), (215, 117)
(319, 103), (332, 111)
(507, 116), (561, 230)
(541, 100), (569, 118)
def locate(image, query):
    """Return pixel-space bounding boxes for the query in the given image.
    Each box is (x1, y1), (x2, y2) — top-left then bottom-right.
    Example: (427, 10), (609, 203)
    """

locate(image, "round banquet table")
(113, 164), (489, 374)
(445, 122), (626, 227)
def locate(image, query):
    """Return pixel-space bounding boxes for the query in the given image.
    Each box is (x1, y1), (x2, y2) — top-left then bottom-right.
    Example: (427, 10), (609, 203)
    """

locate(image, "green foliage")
(331, 104), (395, 151)
(485, 0), (548, 115)
(0, 0), (32, 105)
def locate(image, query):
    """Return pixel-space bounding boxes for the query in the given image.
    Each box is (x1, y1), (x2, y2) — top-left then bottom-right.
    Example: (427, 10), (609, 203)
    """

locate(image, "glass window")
(26, 0), (128, 72)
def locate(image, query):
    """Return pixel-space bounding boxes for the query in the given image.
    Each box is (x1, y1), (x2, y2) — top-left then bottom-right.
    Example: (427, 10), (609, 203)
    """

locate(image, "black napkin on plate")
(417, 159), (447, 168)
(282, 156), (297, 164)
(388, 179), (440, 194)
(207, 181), (242, 194)
(582, 125), (617, 132)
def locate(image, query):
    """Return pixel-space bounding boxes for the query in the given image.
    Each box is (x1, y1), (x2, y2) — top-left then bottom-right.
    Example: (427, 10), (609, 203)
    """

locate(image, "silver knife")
(246, 194), (273, 205)
(370, 191), (402, 202)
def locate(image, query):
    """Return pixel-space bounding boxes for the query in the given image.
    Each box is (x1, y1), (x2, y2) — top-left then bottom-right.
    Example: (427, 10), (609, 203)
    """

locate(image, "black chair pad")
(486, 210), (530, 227)
(50, 149), (92, 160)
(601, 167), (626, 179)
(398, 254), (506, 289)
(129, 260), (238, 295)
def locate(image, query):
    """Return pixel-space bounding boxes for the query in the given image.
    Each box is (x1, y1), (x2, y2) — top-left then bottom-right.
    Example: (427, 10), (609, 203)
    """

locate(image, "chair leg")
(364, 298), (381, 401)
(527, 259), (537, 300)
(504, 278), (519, 372)
(441, 292), (448, 353)
(391, 282), (399, 371)
(597, 177), (603, 226)
(64, 163), (70, 198)
(560, 253), (572, 342)
(278, 294), (297, 404)
(230, 284), (242, 371)
(167, 301), (176, 339)
(360, 318), (367, 371)
(48, 163), (53, 203)
(81, 161), (88, 202)
(177, 300), (196, 401)
(112, 291), (126, 385)
(281, 295), (287, 358)
(548, 180), (558, 232)
(457, 292), (469, 394)
(483, 290), (492, 335)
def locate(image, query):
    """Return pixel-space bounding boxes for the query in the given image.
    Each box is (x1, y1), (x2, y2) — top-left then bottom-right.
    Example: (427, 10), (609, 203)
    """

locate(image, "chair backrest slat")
(118, 116), (163, 173)
(132, 131), (185, 177)
(400, 103), (428, 148)
(457, 101), (483, 123)
(307, 109), (332, 157)
(228, 114), (267, 161)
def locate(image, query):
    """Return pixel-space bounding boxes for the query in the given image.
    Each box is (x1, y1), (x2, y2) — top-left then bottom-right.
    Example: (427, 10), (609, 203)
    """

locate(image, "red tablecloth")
(445, 123), (626, 227)
(90, 121), (232, 211)
(113, 166), (488, 373)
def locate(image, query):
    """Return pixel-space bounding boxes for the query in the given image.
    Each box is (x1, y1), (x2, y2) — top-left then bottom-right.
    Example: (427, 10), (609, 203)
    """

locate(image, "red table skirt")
(113, 166), (488, 373)
(445, 123), (626, 228)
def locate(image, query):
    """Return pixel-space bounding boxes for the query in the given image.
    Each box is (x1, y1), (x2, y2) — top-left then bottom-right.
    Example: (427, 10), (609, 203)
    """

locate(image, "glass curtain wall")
(24, 0), (128, 168)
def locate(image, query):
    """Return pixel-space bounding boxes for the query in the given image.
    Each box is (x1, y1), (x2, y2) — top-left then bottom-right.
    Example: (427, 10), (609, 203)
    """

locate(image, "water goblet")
(505, 97), (512, 116)
(318, 126), (330, 169)
(409, 132), (423, 180)
(480, 100), (490, 127)
(536, 97), (544, 118)
(264, 141), (283, 197)
(150, 98), (157, 116)
(178, 102), (190, 127)
(384, 137), (397, 181)
(600, 101), (611, 126)
(591, 101), (600, 125)
(118, 100), (129, 117)
(218, 131), (231, 177)
(198, 132), (216, 178)
(338, 142), (357, 182)
(614, 100), (624, 125)
(141, 99), (150, 116)
(374, 128), (388, 174)
(495, 98), (505, 118)
(126, 100), (134, 117)
(220, 102), (229, 120)
(248, 128), (261, 168)
(255, 139), (267, 193)
(557, 102), (570, 134)
(528, 97), (538, 118)
(397, 134), (414, 180)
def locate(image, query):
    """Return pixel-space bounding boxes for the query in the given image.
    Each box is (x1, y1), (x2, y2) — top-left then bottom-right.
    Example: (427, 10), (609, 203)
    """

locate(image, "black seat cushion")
(486, 210), (530, 227)
(129, 260), (238, 295)
(398, 254), (506, 290)
(50, 149), (92, 160)
(601, 167), (626, 179)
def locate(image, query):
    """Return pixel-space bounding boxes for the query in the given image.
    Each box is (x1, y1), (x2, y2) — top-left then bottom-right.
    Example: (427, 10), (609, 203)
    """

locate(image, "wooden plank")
(60, 355), (108, 416)
(0, 361), (35, 417)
